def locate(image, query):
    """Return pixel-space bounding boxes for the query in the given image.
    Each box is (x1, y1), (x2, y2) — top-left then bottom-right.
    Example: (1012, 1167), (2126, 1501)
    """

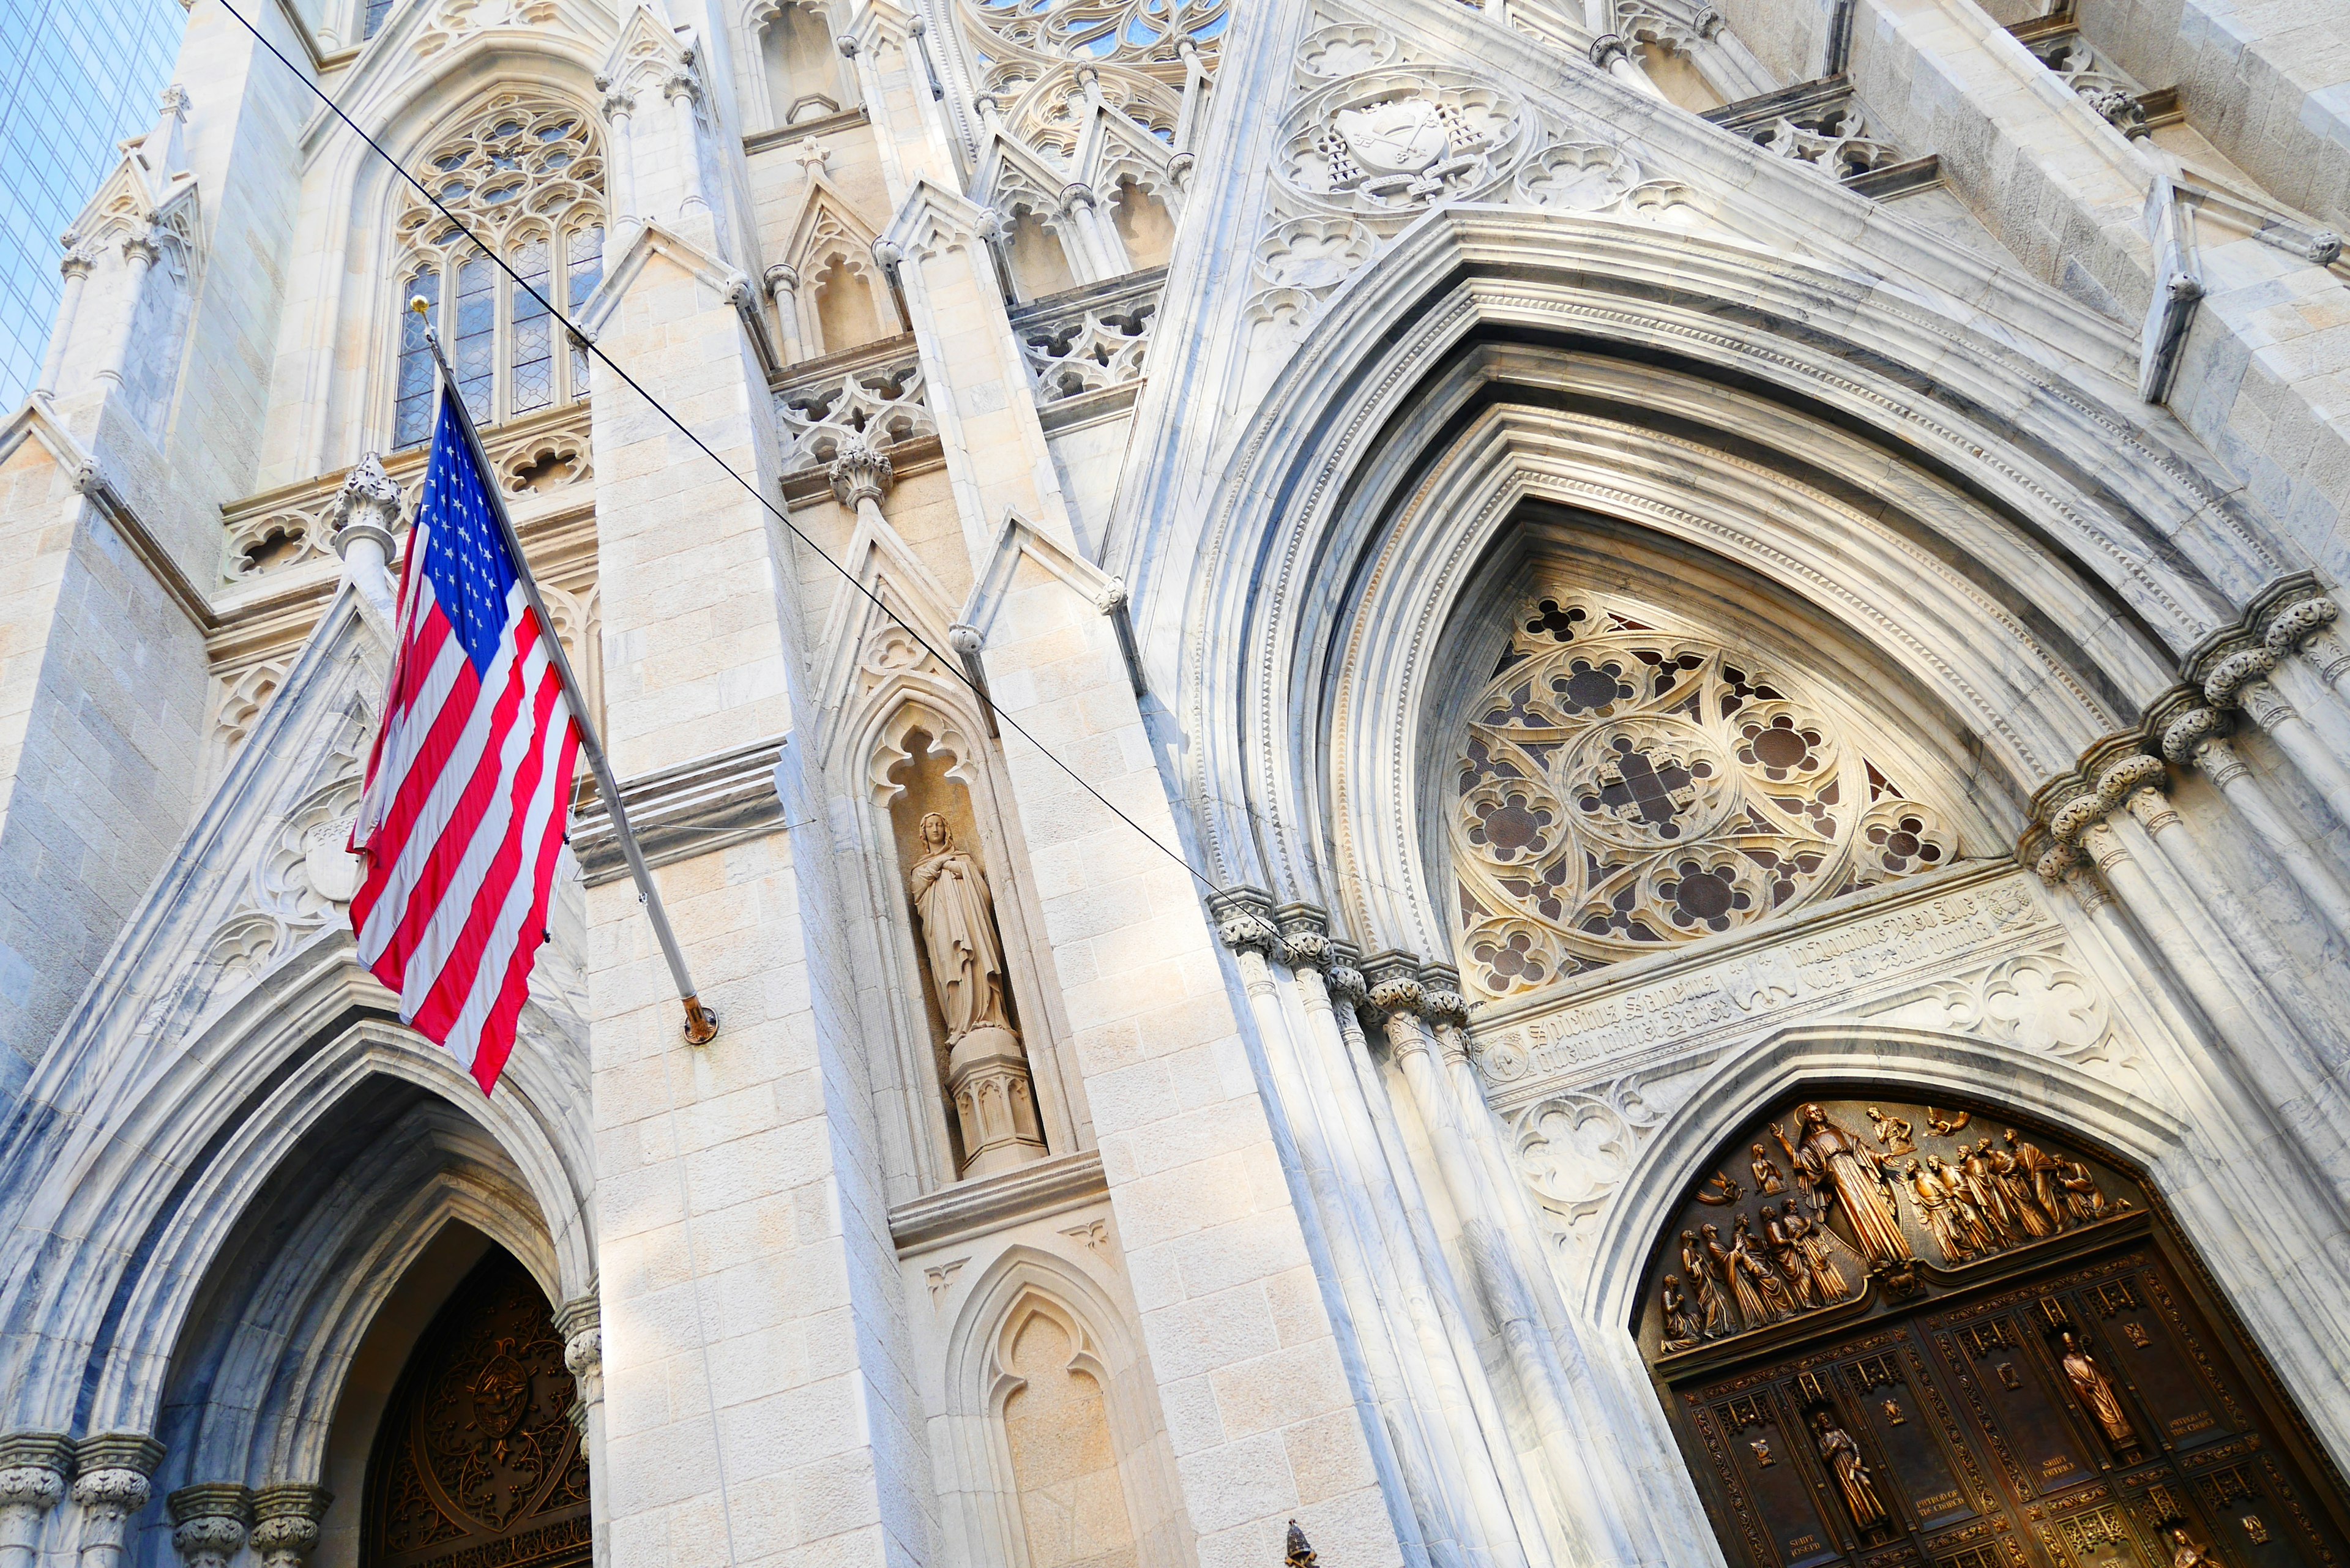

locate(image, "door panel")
(1640, 1094), (2350, 1568)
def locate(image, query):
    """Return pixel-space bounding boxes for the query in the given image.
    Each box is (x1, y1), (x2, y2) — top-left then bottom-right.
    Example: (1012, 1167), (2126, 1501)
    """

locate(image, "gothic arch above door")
(1636, 1091), (2350, 1568)
(364, 1250), (591, 1568)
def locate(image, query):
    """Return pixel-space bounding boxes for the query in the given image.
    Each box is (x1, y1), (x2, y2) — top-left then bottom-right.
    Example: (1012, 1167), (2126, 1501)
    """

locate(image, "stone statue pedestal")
(947, 1023), (1046, 1177)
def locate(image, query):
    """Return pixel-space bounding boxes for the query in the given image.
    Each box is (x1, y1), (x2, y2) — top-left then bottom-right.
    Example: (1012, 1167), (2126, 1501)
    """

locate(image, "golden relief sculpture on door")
(1638, 1093), (2350, 1568)
(364, 1252), (591, 1568)
(1449, 591), (1970, 1002)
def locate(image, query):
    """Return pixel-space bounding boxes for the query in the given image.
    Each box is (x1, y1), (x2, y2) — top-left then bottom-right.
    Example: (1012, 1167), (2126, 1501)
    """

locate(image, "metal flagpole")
(412, 299), (720, 1045)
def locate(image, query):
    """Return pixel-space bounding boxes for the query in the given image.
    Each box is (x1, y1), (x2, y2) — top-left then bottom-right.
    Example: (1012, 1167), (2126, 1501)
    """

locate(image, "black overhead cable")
(212, 0), (1292, 948)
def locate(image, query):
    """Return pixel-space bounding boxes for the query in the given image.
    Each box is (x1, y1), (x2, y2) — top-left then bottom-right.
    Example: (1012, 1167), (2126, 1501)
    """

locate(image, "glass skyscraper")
(0, 0), (185, 412)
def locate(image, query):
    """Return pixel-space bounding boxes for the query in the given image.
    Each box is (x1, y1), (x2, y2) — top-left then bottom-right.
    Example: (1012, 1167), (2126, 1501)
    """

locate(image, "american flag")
(350, 392), (580, 1093)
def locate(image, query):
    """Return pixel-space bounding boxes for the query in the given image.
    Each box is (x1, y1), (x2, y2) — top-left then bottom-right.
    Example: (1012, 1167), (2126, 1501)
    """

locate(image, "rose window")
(1450, 591), (1969, 1001)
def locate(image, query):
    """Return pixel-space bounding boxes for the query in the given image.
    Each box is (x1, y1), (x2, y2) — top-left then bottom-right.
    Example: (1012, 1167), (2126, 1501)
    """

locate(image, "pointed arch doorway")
(363, 1249), (591, 1568)
(1636, 1090), (2350, 1568)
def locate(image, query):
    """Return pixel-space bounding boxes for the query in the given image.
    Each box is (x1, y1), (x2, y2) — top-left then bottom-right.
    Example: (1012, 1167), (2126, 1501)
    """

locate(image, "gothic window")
(363, 1249), (590, 1568)
(390, 95), (605, 449)
(365, 0), (398, 37)
(1450, 589), (1967, 1001)
(1638, 1092), (2350, 1568)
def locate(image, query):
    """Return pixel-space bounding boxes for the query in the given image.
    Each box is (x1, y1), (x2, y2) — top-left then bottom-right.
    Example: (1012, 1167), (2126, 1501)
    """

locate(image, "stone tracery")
(1451, 588), (1967, 999)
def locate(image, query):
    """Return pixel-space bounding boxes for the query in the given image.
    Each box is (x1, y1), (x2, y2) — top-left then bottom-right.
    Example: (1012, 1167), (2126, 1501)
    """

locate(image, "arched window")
(364, 0), (398, 38)
(389, 94), (606, 449)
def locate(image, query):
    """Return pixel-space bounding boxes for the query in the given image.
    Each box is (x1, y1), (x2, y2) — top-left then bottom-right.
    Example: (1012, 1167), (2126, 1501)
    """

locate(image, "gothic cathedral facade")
(1, 0), (2348, 1566)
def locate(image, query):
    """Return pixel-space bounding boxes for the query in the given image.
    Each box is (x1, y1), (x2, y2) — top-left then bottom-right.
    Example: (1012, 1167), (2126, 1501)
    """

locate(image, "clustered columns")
(1207, 894), (1641, 1567)
(0, 1433), (331, 1568)
(2035, 748), (2350, 1178)
(92, 231), (160, 393)
(662, 72), (711, 223)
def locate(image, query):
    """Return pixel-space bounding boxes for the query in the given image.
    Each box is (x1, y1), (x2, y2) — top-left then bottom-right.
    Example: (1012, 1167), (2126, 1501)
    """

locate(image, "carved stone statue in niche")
(906, 808), (1046, 1176)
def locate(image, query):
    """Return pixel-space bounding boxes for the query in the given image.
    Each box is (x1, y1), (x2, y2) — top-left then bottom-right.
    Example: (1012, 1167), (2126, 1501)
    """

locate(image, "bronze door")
(1643, 1096), (2350, 1568)
(364, 1250), (592, 1568)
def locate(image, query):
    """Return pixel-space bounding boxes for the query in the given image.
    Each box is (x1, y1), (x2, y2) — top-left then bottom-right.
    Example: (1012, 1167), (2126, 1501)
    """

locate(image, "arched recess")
(845, 685), (1091, 1193)
(940, 1249), (1188, 1568)
(0, 940), (592, 1471)
(1147, 207), (2302, 961)
(747, 0), (856, 130)
(1598, 1057), (2350, 1568)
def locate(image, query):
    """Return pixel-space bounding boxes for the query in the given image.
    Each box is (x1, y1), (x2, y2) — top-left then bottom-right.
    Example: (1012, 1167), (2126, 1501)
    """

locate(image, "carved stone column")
(1055, 183), (1118, 280)
(247, 1484), (330, 1568)
(2103, 760), (2339, 1061)
(165, 1485), (250, 1568)
(663, 73), (711, 223)
(0, 1433), (71, 1568)
(2206, 645), (2350, 826)
(95, 232), (159, 390)
(556, 1295), (610, 1568)
(1261, 911), (1532, 1566)
(763, 264), (807, 364)
(35, 241), (99, 398)
(597, 81), (639, 232)
(67, 1435), (162, 1568)
(2163, 706), (2350, 943)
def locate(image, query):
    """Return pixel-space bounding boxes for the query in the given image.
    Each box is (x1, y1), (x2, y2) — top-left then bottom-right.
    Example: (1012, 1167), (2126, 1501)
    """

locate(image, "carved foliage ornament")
(1452, 592), (1966, 1000)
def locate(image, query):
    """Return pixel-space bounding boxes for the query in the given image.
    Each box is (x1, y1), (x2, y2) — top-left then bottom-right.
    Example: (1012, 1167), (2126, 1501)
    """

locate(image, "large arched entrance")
(1636, 1089), (2350, 1568)
(362, 1249), (591, 1568)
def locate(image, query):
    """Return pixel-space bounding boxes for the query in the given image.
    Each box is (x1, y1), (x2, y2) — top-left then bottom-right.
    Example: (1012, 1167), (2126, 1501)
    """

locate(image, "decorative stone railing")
(1701, 77), (1939, 198)
(218, 400), (593, 586)
(773, 334), (936, 474)
(1009, 267), (1165, 424)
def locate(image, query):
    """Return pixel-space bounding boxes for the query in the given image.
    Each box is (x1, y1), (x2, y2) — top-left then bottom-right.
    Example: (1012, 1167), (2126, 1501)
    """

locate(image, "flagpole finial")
(408, 295), (430, 317)
(682, 995), (721, 1046)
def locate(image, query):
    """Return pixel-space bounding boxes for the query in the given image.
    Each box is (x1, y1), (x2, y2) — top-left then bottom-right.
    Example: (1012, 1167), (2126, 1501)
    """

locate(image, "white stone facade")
(0, 0), (2345, 1563)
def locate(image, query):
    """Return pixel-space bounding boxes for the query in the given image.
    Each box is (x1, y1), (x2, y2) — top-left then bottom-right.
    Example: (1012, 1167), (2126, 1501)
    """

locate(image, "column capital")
(0, 1432), (71, 1523)
(118, 231), (160, 267)
(2203, 643), (2279, 708)
(2062, 864), (2115, 914)
(2122, 785), (2180, 834)
(1208, 889), (1279, 957)
(1590, 31), (1632, 67)
(826, 436), (895, 509)
(330, 452), (403, 557)
(248, 1484), (330, 1568)
(662, 70), (702, 105)
(2261, 586), (2339, 655)
(763, 262), (800, 296)
(1272, 903), (1330, 970)
(59, 236), (99, 280)
(166, 1485), (250, 1568)
(2159, 704), (2223, 763)
(2046, 786), (2108, 845)
(2095, 753), (2165, 804)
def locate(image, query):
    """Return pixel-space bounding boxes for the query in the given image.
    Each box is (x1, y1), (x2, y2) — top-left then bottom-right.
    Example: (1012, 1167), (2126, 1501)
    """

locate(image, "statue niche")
(890, 729), (1047, 1178)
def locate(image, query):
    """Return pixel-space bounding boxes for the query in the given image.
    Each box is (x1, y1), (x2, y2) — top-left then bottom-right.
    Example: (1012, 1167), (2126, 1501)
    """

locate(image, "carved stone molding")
(827, 434), (895, 509)
(569, 734), (791, 885)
